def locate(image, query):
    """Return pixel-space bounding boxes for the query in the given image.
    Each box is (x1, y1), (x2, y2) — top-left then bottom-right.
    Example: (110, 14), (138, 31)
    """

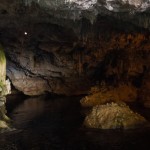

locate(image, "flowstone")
(0, 45), (11, 132)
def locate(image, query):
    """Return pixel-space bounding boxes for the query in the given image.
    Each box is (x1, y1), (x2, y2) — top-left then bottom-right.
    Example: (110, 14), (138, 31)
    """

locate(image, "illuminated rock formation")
(84, 102), (147, 129)
(0, 45), (11, 132)
(80, 83), (138, 107)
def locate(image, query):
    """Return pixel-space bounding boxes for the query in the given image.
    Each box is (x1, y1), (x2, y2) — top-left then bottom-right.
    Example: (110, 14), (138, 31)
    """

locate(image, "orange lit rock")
(80, 83), (137, 107)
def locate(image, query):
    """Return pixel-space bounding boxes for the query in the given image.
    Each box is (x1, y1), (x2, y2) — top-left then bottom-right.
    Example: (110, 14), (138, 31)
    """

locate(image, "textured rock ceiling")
(0, 0), (145, 26)
(0, 0), (149, 14)
(26, 0), (150, 11)
(0, 0), (149, 25)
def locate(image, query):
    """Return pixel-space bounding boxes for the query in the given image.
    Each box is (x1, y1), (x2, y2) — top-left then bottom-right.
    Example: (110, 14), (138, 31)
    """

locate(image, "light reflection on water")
(0, 95), (150, 150)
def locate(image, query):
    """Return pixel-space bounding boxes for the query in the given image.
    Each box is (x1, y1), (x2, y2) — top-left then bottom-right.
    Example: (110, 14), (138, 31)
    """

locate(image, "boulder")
(84, 102), (147, 129)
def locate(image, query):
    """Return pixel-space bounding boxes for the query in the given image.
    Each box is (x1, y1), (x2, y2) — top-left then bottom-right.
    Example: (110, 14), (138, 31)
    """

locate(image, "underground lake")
(0, 95), (150, 150)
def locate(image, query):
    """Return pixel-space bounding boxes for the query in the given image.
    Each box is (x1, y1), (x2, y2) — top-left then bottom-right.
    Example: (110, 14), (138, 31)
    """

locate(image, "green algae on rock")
(0, 44), (11, 132)
(0, 44), (6, 84)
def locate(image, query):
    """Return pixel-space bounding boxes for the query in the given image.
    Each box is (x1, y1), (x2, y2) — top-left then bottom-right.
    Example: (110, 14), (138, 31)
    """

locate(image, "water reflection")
(6, 95), (83, 129)
(0, 96), (150, 150)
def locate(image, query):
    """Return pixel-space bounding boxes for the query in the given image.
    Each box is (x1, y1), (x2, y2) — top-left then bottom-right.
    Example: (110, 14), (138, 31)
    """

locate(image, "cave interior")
(0, 0), (150, 150)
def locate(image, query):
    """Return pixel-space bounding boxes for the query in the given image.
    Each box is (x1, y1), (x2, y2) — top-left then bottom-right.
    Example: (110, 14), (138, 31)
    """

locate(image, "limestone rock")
(0, 44), (11, 132)
(84, 102), (147, 129)
(80, 83), (137, 107)
(0, 103), (11, 132)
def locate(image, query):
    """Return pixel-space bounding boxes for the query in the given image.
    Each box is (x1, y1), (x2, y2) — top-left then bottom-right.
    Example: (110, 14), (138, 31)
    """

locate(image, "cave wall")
(0, 16), (149, 97)
(0, 1), (149, 106)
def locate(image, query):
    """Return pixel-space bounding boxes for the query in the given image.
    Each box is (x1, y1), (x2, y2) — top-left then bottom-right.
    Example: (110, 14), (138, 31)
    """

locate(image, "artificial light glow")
(24, 32), (28, 35)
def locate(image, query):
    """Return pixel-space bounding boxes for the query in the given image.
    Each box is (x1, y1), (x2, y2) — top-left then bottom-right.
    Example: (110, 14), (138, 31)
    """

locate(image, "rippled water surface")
(0, 95), (150, 150)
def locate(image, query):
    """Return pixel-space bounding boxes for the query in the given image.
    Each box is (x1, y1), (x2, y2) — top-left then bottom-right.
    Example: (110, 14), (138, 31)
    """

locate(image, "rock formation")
(83, 102), (147, 129)
(80, 83), (138, 107)
(0, 45), (11, 132)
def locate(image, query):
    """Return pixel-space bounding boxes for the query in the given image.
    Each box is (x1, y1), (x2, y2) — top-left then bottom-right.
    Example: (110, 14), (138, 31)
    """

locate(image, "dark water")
(0, 95), (150, 150)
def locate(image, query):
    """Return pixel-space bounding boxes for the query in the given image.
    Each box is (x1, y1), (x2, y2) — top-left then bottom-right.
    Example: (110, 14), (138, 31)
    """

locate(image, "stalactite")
(73, 48), (84, 76)
(76, 51), (80, 76)
(73, 50), (78, 74)
(78, 51), (83, 76)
